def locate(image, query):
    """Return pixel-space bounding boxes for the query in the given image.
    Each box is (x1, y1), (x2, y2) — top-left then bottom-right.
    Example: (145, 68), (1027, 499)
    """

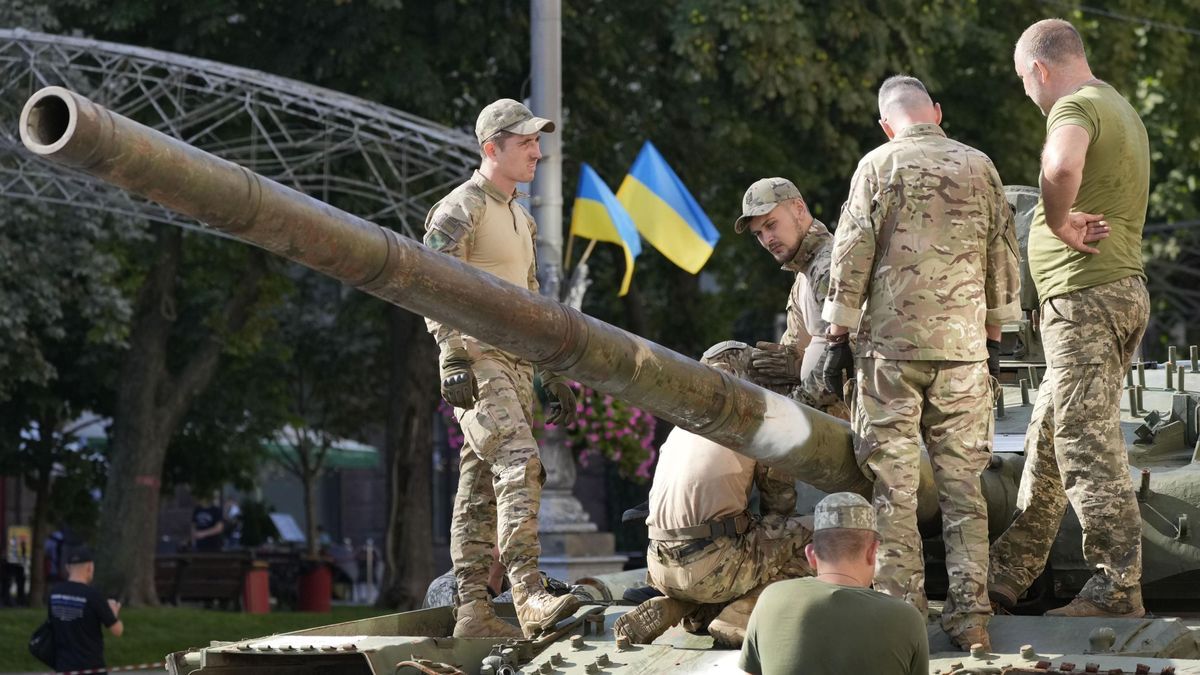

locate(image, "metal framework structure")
(0, 28), (478, 239)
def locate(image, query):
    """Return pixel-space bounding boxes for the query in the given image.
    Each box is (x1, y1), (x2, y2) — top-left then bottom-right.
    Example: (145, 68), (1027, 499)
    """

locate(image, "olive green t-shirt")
(739, 578), (929, 675)
(1027, 83), (1149, 301)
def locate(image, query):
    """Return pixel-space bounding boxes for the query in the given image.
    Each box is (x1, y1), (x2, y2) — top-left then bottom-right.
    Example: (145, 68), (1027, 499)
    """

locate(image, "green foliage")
(271, 271), (387, 453)
(0, 202), (132, 402)
(20, 0), (1200, 474)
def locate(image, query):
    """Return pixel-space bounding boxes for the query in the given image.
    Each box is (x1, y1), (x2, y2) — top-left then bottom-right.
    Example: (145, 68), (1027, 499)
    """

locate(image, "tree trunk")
(303, 468), (320, 558)
(377, 306), (437, 610)
(96, 229), (266, 604)
(27, 463), (52, 608)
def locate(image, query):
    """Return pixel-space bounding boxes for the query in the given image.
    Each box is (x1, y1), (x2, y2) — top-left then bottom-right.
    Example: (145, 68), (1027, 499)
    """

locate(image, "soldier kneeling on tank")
(612, 342), (815, 648)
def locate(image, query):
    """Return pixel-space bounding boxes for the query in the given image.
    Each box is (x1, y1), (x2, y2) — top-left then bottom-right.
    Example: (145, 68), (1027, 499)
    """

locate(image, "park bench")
(155, 553), (252, 609)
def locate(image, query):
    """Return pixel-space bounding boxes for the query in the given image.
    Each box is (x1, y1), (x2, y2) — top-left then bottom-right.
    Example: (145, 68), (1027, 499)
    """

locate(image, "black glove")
(822, 340), (854, 401)
(543, 373), (578, 426)
(439, 347), (478, 409)
(748, 341), (804, 386)
(987, 339), (1002, 378)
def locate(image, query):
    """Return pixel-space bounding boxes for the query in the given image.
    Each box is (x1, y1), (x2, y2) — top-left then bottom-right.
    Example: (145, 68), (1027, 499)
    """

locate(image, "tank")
(18, 87), (1200, 674)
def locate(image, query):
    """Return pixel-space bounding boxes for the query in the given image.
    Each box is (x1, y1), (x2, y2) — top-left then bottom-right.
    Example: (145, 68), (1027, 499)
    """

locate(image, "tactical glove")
(439, 346), (478, 409)
(542, 372), (578, 426)
(749, 341), (804, 386)
(987, 339), (1002, 379)
(822, 340), (854, 401)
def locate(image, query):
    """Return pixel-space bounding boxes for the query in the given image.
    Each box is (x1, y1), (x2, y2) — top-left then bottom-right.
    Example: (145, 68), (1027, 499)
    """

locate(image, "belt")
(648, 512), (751, 542)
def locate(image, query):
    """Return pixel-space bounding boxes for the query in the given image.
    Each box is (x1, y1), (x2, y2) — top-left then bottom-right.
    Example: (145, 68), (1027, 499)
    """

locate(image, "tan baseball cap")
(475, 98), (555, 146)
(813, 492), (877, 533)
(734, 177), (803, 233)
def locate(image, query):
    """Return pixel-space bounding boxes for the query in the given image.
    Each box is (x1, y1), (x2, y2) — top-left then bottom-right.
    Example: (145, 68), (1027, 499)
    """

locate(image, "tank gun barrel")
(19, 86), (870, 494)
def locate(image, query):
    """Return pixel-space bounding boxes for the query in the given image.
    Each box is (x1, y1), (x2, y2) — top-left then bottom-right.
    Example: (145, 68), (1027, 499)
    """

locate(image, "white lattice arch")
(0, 28), (477, 238)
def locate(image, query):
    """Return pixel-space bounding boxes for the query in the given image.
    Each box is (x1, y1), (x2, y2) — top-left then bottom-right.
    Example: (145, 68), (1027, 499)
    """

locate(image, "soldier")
(821, 75), (1021, 650)
(735, 178), (849, 419)
(739, 493), (929, 675)
(988, 19), (1150, 619)
(612, 343), (814, 648)
(424, 99), (581, 638)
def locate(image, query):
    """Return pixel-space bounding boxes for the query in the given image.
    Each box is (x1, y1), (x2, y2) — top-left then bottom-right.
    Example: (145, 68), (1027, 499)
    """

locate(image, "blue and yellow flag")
(616, 141), (719, 274)
(569, 163), (643, 296)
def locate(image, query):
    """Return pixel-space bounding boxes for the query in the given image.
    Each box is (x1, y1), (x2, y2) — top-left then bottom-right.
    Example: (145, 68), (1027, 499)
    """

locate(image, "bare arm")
(107, 599), (124, 637)
(1040, 124), (1097, 253)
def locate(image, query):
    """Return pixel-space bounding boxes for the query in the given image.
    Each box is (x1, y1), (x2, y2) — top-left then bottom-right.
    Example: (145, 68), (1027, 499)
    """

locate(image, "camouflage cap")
(475, 98), (555, 146)
(734, 177), (803, 233)
(813, 492), (877, 533)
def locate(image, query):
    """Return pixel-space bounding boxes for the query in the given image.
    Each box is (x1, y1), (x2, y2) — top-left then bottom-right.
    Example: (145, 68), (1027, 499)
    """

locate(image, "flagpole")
(575, 239), (598, 270)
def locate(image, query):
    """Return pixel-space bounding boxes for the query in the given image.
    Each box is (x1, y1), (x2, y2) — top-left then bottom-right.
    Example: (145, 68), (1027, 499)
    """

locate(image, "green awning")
(266, 438), (379, 470)
(267, 427), (379, 470)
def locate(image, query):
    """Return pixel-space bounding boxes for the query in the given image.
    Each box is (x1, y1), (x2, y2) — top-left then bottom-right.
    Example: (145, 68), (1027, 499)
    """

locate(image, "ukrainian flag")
(616, 141), (719, 274)
(569, 163), (642, 296)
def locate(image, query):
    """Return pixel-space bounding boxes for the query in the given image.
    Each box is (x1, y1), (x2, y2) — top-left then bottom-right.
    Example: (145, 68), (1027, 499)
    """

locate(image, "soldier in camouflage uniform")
(988, 20), (1151, 619)
(735, 178), (849, 420)
(612, 343), (814, 648)
(424, 99), (581, 639)
(822, 76), (1021, 651)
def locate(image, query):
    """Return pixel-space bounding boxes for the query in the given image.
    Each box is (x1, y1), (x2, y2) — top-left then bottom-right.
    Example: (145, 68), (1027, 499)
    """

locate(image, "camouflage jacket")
(780, 219), (834, 351)
(821, 124), (1021, 361)
(778, 219), (845, 413)
(423, 171), (539, 358)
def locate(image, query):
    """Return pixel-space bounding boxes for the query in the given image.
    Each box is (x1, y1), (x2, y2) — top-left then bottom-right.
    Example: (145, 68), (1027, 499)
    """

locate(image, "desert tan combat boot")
(511, 582), (582, 637)
(707, 593), (758, 648)
(951, 625), (991, 653)
(1044, 597), (1146, 618)
(452, 600), (524, 639)
(612, 596), (698, 644)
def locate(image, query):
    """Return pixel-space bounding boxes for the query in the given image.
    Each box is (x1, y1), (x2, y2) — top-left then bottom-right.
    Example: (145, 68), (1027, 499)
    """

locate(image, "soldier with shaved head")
(989, 18), (1151, 619)
(822, 75), (1022, 651)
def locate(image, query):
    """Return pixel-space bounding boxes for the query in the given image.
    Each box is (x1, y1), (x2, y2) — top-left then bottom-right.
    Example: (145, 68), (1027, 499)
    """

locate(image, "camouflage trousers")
(646, 514), (813, 606)
(450, 351), (545, 606)
(854, 357), (992, 637)
(989, 276), (1149, 613)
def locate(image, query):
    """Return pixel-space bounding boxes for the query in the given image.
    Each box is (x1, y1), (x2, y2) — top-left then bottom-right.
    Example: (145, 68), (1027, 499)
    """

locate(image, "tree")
(0, 198), (130, 605)
(95, 229), (272, 604)
(377, 307), (439, 610)
(266, 271), (385, 558)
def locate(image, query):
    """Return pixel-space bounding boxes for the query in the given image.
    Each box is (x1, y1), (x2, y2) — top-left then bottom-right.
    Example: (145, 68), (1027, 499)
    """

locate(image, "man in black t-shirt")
(191, 494), (225, 552)
(48, 546), (124, 673)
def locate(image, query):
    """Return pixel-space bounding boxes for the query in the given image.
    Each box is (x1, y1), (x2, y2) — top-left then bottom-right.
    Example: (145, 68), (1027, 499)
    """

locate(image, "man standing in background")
(49, 546), (123, 674)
